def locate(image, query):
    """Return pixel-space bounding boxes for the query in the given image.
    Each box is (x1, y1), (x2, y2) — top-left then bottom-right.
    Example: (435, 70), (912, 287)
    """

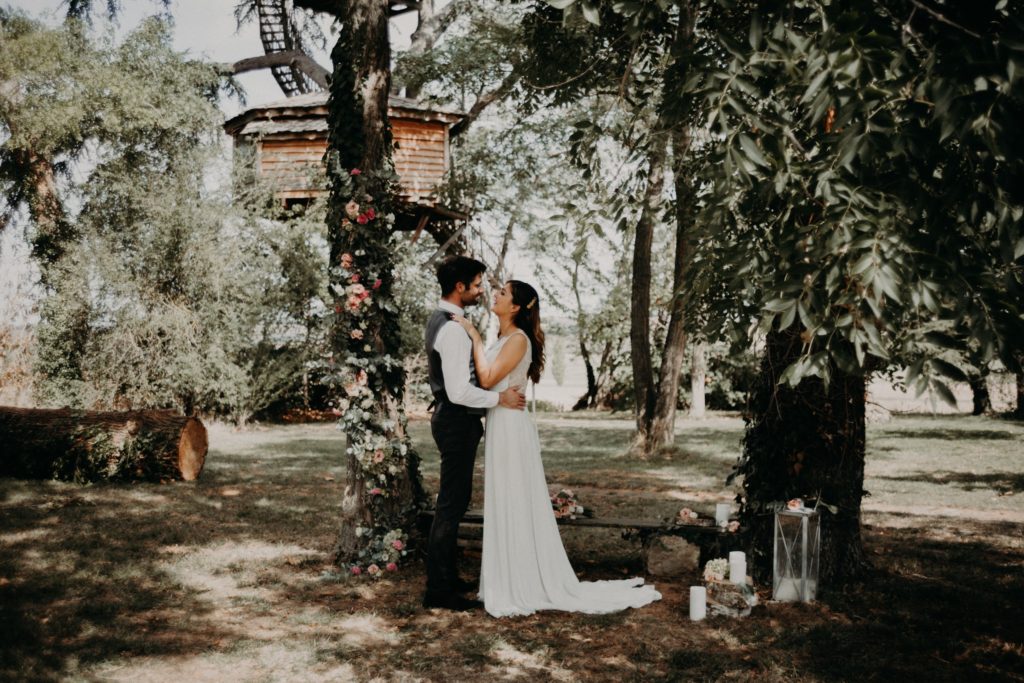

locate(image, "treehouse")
(223, 93), (469, 239)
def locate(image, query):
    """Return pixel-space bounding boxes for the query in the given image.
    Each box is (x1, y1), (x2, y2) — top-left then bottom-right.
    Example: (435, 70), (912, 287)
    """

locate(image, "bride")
(454, 280), (661, 618)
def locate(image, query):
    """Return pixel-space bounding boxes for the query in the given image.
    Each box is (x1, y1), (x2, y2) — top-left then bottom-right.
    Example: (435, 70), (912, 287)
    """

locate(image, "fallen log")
(0, 407), (207, 483)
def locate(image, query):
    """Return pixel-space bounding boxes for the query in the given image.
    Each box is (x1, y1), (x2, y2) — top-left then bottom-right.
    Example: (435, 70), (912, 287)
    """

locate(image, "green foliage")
(3, 16), (332, 422)
(682, 1), (1024, 398)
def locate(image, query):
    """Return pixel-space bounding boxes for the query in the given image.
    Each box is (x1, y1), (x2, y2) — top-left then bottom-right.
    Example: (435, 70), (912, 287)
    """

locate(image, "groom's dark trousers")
(426, 402), (484, 595)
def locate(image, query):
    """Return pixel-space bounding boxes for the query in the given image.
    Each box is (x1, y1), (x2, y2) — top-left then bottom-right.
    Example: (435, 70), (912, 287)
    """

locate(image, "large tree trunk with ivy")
(0, 407), (207, 482)
(326, 0), (425, 570)
(737, 328), (869, 587)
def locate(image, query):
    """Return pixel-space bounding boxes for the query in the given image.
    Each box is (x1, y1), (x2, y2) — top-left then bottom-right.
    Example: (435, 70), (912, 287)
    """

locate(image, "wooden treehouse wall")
(254, 117), (448, 205)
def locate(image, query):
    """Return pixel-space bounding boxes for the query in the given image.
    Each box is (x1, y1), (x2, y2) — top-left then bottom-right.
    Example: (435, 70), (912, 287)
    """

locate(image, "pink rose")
(787, 498), (803, 511)
(391, 540), (404, 551)
(373, 450), (385, 463)
(340, 253), (353, 268)
(351, 566), (362, 575)
(367, 564), (380, 575)
(330, 407), (342, 416)
(347, 296), (361, 311)
(385, 562), (398, 572)
(369, 487), (383, 495)
(372, 279), (382, 290)
(351, 168), (362, 176)
(728, 520), (740, 532)
(350, 283), (366, 296)
(350, 329), (364, 340)
(334, 305), (342, 314)
(365, 208), (376, 220)
(345, 201), (360, 220)
(351, 273), (361, 283)
(356, 214), (369, 225)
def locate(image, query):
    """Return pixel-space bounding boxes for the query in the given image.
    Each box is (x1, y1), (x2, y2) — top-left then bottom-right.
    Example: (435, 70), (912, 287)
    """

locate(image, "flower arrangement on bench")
(550, 489), (594, 519)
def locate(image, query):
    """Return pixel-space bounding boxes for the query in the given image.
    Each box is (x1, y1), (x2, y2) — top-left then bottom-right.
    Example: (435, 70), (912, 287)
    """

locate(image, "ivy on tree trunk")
(736, 328), (869, 586)
(324, 0), (425, 572)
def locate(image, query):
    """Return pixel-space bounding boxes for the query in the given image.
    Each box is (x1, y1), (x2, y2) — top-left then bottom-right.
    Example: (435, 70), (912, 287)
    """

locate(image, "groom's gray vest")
(425, 308), (486, 416)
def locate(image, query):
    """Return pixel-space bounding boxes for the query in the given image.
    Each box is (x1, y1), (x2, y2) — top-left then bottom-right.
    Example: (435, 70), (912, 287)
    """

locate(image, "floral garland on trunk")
(328, 164), (424, 578)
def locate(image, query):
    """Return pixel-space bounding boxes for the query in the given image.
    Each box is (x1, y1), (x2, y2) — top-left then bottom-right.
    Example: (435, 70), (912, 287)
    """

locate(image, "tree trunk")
(737, 329), (869, 587)
(690, 341), (707, 418)
(645, 122), (697, 454)
(968, 372), (991, 416)
(0, 407), (206, 483)
(629, 138), (666, 450)
(1015, 367), (1024, 419)
(11, 148), (75, 274)
(326, 0), (426, 569)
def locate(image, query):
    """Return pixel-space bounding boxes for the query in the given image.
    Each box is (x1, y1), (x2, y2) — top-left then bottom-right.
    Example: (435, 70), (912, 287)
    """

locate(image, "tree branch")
(293, 0), (422, 18)
(908, 0), (982, 39)
(224, 50), (331, 88)
(450, 71), (520, 138)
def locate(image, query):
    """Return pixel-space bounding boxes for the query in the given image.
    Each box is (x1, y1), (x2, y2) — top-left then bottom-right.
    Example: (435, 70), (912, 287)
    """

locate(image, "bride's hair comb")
(526, 297), (536, 310)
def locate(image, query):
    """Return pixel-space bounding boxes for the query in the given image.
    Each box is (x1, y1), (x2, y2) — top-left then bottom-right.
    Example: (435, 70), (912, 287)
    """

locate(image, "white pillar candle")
(689, 586), (707, 621)
(715, 503), (730, 527)
(729, 551), (747, 585)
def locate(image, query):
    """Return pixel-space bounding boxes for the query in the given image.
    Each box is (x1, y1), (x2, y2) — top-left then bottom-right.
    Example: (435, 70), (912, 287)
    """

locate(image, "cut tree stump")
(0, 407), (208, 483)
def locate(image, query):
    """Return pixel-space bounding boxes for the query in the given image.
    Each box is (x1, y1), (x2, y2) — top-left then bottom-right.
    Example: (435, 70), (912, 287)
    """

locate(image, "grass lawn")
(1, 412), (1022, 681)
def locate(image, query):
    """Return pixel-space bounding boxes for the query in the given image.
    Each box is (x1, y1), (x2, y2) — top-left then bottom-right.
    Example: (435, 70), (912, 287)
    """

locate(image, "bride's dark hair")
(508, 280), (545, 384)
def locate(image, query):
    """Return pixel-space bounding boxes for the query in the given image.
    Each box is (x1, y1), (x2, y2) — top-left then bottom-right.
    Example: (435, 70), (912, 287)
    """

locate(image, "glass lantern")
(773, 508), (820, 602)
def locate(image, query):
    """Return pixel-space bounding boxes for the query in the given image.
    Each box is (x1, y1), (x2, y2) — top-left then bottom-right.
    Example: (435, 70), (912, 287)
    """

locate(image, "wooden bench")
(417, 509), (743, 573)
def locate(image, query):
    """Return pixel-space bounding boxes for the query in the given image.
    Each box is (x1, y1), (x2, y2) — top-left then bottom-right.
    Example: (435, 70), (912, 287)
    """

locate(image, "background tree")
(688, 0), (1024, 582)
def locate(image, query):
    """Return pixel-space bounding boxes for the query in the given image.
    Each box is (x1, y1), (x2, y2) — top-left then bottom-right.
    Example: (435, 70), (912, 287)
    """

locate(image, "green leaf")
(749, 13), (763, 50)
(801, 70), (829, 104)
(763, 298), (793, 312)
(931, 379), (958, 408)
(545, 0), (578, 8)
(738, 134), (770, 167)
(580, 1), (601, 25)
(929, 358), (968, 383)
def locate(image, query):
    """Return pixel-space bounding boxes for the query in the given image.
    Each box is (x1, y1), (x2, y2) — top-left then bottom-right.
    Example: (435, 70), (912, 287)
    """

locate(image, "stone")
(644, 535), (700, 576)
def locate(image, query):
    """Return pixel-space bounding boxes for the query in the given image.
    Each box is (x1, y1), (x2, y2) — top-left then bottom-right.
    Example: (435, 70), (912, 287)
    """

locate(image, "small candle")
(689, 586), (707, 621)
(729, 551), (747, 585)
(715, 503), (730, 527)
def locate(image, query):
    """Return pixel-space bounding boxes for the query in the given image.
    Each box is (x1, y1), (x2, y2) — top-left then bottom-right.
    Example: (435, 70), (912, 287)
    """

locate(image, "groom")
(422, 256), (525, 611)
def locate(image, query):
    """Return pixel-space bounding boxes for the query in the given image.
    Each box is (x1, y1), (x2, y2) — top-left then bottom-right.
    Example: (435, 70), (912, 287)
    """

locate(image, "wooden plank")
(419, 508), (730, 537)
(392, 119), (448, 133)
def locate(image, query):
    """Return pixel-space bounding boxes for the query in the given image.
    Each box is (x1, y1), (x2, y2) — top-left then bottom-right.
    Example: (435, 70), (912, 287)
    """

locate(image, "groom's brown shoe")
(422, 592), (482, 611)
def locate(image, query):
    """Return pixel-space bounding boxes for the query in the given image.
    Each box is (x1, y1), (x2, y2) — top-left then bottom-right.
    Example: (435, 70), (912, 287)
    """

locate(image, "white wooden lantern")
(773, 508), (820, 602)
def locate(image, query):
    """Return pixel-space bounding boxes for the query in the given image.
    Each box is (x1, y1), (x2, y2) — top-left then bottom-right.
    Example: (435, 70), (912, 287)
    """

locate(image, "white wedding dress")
(479, 330), (662, 617)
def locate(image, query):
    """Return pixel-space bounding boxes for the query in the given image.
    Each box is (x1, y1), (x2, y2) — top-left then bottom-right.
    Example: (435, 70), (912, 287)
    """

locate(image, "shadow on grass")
(874, 428), (1021, 441)
(0, 484), (230, 682)
(875, 470), (1024, 492)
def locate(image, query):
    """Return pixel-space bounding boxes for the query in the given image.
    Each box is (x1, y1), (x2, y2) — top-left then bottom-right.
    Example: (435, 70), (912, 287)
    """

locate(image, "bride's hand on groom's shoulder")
(451, 314), (479, 339)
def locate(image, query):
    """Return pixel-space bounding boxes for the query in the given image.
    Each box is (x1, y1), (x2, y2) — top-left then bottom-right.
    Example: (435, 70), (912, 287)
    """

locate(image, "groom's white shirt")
(434, 300), (499, 409)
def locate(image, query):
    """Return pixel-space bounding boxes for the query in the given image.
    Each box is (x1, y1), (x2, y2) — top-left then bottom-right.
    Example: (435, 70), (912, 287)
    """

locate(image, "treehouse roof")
(223, 93), (464, 138)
